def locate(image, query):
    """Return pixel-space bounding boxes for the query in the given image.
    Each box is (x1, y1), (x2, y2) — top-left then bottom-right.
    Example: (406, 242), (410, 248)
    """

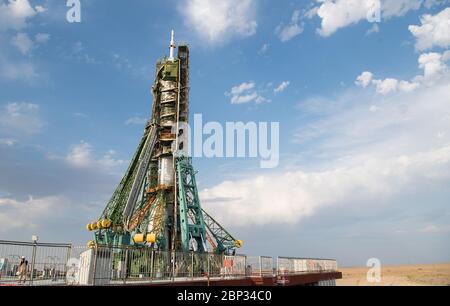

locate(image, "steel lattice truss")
(87, 34), (240, 254)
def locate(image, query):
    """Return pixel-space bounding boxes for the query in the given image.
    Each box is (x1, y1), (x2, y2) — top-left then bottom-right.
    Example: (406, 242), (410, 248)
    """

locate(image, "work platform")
(136, 272), (342, 286)
(0, 240), (341, 286)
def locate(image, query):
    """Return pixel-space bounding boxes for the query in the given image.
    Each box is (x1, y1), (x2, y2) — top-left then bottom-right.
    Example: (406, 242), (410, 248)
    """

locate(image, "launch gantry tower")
(86, 31), (242, 255)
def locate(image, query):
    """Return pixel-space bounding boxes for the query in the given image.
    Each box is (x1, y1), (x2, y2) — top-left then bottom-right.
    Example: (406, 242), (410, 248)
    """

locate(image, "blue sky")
(1, 0), (450, 266)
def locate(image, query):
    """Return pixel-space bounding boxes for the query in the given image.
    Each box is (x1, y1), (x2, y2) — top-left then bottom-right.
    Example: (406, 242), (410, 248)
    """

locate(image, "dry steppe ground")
(337, 263), (450, 286)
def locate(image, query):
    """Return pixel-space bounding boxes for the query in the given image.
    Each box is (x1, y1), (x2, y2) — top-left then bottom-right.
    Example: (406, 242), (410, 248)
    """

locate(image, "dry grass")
(337, 263), (450, 286)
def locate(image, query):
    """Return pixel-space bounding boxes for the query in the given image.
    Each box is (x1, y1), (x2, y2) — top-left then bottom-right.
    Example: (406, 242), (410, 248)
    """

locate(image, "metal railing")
(246, 256), (274, 276)
(276, 257), (338, 275)
(0, 240), (339, 286)
(71, 245), (247, 285)
(0, 240), (71, 286)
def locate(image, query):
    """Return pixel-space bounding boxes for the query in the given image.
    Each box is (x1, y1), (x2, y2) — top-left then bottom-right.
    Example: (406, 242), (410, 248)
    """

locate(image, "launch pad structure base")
(118, 272), (342, 286)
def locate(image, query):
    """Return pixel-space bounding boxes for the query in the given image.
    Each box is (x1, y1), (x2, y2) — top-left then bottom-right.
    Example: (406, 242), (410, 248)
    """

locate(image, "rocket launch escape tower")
(86, 32), (242, 255)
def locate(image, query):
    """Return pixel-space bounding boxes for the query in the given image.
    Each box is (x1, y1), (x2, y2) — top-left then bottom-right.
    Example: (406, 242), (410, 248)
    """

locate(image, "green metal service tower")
(86, 31), (242, 255)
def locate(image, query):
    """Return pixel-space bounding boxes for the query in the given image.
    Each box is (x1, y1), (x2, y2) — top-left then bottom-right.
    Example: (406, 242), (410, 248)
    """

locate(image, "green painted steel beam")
(176, 155), (207, 252)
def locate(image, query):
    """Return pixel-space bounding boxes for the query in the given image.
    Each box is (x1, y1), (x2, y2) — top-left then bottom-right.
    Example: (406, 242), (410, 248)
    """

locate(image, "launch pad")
(76, 32), (342, 286)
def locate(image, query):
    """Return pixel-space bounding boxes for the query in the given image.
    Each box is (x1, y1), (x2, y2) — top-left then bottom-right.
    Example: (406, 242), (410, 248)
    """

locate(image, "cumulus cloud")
(0, 140), (127, 241)
(202, 146), (450, 226)
(98, 150), (127, 169)
(315, 0), (380, 37)
(409, 8), (450, 51)
(230, 82), (255, 96)
(355, 71), (373, 87)
(203, 80), (450, 227)
(0, 0), (43, 31)
(277, 10), (304, 42)
(0, 143), (123, 201)
(312, 0), (435, 37)
(226, 81), (269, 104)
(34, 5), (46, 13)
(0, 102), (45, 134)
(372, 78), (399, 95)
(274, 81), (290, 93)
(66, 141), (93, 168)
(66, 141), (127, 170)
(181, 0), (257, 43)
(415, 51), (450, 84)
(355, 50), (449, 94)
(0, 195), (68, 234)
(0, 192), (104, 242)
(2, 31), (49, 75)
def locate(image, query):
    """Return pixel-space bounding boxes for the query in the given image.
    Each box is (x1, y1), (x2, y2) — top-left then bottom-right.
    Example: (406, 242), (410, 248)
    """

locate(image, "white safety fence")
(277, 257), (338, 275)
(60, 245), (248, 285)
(0, 240), (339, 286)
(245, 256), (274, 276)
(0, 240), (71, 286)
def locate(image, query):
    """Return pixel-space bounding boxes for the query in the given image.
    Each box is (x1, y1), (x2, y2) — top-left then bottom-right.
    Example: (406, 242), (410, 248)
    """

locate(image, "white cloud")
(11, 32), (33, 55)
(98, 150), (127, 169)
(373, 78), (399, 95)
(9, 32), (49, 56)
(0, 102), (45, 134)
(181, 0), (257, 43)
(279, 24), (304, 42)
(0, 0), (41, 31)
(254, 96), (270, 104)
(313, 0), (431, 37)
(274, 81), (290, 93)
(409, 8), (450, 51)
(315, 0), (380, 37)
(277, 10), (304, 42)
(0, 195), (69, 234)
(66, 141), (128, 171)
(230, 82), (255, 96)
(356, 50), (449, 94)
(125, 116), (147, 125)
(414, 51), (450, 85)
(231, 92), (258, 104)
(203, 81), (450, 226)
(398, 80), (421, 92)
(0, 142), (130, 241)
(66, 141), (93, 168)
(226, 81), (269, 104)
(202, 147), (450, 226)
(34, 5), (46, 13)
(355, 71), (373, 87)
(368, 77), (419, 95)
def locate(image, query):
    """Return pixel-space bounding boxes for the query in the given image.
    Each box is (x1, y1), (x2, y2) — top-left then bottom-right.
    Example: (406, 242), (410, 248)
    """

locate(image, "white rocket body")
(169, 30), (175, 61)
